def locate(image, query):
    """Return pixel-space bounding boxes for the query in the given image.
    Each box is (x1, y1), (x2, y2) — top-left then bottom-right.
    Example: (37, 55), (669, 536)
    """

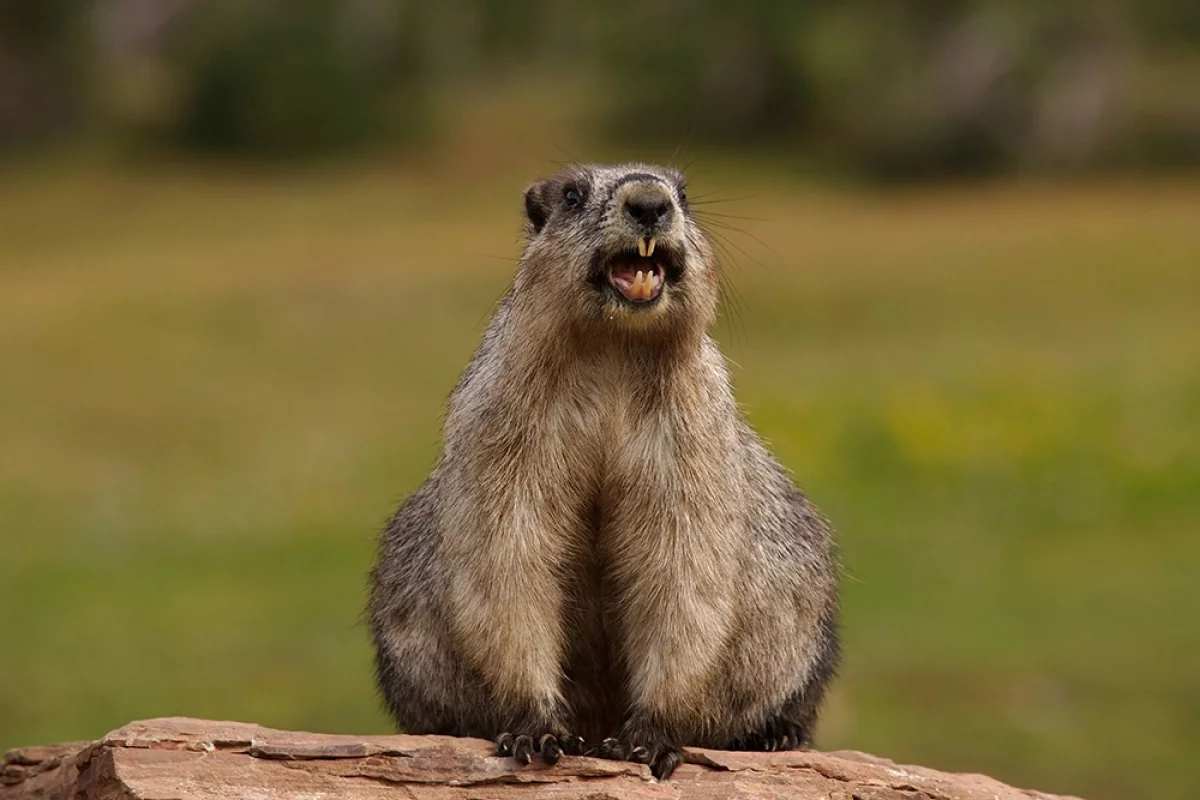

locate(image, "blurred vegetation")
(166, 0), (429, 156)
(0, 0), (93, 150)
(599, 0), (1200, 179)
(4, 1), (1200, 177)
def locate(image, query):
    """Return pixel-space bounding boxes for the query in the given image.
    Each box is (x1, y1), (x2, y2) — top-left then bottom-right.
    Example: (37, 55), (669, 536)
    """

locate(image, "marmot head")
(516, 163), (719, 340)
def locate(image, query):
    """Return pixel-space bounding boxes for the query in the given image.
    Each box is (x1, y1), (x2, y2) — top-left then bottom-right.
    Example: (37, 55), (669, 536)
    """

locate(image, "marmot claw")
(589, 735), (683, 780)
(496, 731), (585, 765)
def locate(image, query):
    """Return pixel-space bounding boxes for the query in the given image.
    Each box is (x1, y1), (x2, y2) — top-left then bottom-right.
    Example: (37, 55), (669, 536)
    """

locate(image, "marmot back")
(368, 163), (839, 780)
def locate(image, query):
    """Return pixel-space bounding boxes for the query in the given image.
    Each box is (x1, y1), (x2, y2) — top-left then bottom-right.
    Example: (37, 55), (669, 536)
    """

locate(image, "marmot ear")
(524, 181), (550, 234)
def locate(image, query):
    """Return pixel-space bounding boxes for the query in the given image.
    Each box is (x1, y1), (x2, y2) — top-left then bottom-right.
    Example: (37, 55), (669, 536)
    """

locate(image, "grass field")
(1, 160), (1197, 800)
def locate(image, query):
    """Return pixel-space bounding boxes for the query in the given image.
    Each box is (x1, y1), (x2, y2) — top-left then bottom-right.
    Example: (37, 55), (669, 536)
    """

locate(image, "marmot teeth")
(627, 269), (661, 301)
(637, 237), (657, 258)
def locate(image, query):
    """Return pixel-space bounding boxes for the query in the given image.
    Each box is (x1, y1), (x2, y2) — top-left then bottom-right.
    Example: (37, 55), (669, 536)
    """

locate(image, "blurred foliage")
(598, 0), (1200, 180)
(3, 1), (1199, 177)
(166, 0), (428, 156)
(593, 0), (816, 145)
(0, 0), (93, 149)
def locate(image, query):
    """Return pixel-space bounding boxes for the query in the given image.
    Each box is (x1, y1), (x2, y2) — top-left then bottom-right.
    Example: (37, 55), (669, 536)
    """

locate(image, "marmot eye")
(563, 186), (583, 208)
(678, 186), (688, 203)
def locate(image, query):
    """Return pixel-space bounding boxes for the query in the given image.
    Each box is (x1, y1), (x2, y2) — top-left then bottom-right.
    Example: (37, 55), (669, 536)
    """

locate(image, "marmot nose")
(624, 193), (672, 229)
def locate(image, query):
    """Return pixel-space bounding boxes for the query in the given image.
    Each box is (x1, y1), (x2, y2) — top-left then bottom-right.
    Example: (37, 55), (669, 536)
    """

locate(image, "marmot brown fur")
(368, 163), (840, 780)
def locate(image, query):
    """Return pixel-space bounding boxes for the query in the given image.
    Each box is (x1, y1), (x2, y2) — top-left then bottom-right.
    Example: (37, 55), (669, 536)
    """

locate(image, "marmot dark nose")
(624, 193), (673, 229)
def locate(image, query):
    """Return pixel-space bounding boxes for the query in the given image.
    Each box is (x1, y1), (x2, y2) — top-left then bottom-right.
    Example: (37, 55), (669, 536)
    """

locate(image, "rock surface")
(2, 717), (1082, 800)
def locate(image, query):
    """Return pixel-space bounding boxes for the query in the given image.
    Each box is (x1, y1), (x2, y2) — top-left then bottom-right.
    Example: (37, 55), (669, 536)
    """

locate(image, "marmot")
(368, 163), (840, 780)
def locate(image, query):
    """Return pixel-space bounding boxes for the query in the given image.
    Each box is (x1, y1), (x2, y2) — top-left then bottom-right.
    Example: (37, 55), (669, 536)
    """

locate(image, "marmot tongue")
(610, 259), (664, 301)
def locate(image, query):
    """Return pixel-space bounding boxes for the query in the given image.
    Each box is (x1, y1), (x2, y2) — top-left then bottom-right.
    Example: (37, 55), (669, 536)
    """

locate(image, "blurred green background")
(2, 3), (1198, 800)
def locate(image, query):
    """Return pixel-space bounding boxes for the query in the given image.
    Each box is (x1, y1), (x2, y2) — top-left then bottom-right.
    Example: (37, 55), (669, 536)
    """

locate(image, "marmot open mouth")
(608, 258), (664, 302)
(600, 237), (680, 304)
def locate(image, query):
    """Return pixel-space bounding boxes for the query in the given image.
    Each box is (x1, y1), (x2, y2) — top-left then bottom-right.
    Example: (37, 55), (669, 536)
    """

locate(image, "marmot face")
(519, 163), (718, 337)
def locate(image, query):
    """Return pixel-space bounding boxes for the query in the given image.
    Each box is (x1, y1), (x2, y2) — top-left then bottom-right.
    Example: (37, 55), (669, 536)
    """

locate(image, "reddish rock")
(1, 717), (1083, 800)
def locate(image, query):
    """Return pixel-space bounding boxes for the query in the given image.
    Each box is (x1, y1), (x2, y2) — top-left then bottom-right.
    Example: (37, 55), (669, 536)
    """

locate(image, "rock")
(1, 717), (1083, 800)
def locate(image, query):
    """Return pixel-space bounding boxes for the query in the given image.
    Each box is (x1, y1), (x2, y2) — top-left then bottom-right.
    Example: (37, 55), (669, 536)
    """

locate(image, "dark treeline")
(3, 0), (1199, 180)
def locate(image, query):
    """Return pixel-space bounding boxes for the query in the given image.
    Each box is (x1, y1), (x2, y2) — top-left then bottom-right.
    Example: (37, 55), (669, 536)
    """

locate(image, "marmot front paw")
(495, 731), (586, 765)
(589, 733), (683, 780)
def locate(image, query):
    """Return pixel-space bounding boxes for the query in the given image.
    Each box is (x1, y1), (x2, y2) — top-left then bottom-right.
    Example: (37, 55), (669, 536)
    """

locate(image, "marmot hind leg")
(725, 610), (839, 753)
(725, 716), (813, 752)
